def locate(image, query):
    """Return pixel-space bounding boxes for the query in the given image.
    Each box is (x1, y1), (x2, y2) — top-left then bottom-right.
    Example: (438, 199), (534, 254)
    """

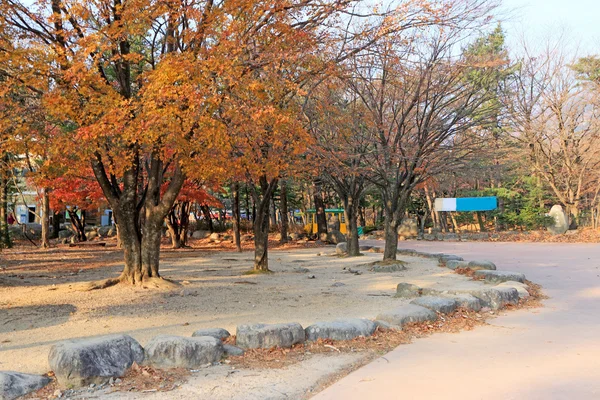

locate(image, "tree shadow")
(0, 304), (77, 333)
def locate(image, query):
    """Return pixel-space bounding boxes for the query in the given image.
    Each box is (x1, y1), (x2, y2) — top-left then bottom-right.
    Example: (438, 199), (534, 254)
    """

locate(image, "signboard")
(434, 196), (497, 212)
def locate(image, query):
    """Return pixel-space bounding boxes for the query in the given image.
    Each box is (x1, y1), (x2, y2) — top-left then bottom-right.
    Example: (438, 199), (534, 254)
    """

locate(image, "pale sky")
(500, 0), (600, 56)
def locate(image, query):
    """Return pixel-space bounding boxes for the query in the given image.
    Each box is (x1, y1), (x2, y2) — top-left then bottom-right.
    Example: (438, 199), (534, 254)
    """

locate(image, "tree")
(346, 4), (501, 260)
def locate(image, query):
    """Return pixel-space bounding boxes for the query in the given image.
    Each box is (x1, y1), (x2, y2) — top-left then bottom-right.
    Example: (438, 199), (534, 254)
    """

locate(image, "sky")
(500, 0), (600, 55)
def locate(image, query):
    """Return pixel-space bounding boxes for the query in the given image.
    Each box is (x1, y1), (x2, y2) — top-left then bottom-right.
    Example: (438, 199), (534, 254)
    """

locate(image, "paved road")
(314, 241), (600, 400)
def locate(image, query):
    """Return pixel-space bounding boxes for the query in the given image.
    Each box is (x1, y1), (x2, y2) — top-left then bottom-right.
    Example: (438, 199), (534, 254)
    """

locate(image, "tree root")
(74, 276), (180, 291)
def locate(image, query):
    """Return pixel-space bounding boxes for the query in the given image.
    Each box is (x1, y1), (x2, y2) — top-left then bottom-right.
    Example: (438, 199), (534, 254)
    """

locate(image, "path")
(314, 241), (600, 400)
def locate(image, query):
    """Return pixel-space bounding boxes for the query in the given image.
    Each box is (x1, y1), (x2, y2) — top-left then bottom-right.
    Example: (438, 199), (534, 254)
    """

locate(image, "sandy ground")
(316, 241), (600, 400)
(0, 244), (473, 378)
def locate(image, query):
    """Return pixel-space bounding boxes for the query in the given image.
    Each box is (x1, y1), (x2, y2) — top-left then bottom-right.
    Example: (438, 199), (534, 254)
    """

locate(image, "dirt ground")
(0, 237), (474, 374)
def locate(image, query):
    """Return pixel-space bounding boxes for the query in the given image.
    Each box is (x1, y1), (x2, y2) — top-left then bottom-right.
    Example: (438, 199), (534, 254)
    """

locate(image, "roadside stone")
(410, 296), (458, 314)
(48, 334), (144, 388)
(86, 231), (99, 240)
(445, 260), (469, 270)
(223, 344), (245, 357)
(335, 242), (348, 255)
(359, 245), (373, 251)
(442, 233), (459, 241)
(474, 270), (526, 283)
(191, 328), (230, 340)
(236, 323), (305, 349)
(97, 226), (111, 237)
(293, 267), (310, 273)
(467, 260), (497, 270)
(289, 233), (300, 241)
(496, 281), (530, 299)
(395, 283), (422, 298)
(209, 232), (220, 242)
(373, 320), (399, 330)
(0, 371), (51, 400)
(305, 319), (377, 341)
(438, 254), (464, 265)
(423, 233), (436, 241)
(453, 287), (520, 310)
(144, 335), (223, 368)
(376, 304), (437, 327)
(442, 294), (483, 311)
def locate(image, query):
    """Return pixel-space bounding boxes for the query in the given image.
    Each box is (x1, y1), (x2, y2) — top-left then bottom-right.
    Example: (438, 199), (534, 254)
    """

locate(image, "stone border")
(2, 247), (534, 398)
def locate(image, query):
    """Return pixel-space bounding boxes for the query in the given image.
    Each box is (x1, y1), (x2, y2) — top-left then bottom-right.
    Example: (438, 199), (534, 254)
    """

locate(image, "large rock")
(467, 260), (497, 271)
(335, 242), (348, 255)
(474, 270), (525, 283)
(326, 230), (346, 244)
(410, 296), (458, 314)
(98, 226), (111, 237)
(191, 328), (230, 340)
(496, 281), (530, 299)
(86, 230), (99, 240)
(209, 232), (220, 242)
(48, 334), (144, 387)
(376, 304), (437, 328)
(0, 371), (51, 400)
(395, 283), (422, 298)
(192, 230), (210, 239)
(438, 254), (464, 265)
(236, 323), (305, 349)
(548, 204), (569, 235)
(397, 218), (418, 239)
(304, 319), (377, 341)
(144, 335), (223, 368)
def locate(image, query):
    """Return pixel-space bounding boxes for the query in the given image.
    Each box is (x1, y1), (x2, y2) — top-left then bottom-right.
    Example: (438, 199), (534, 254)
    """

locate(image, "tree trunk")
(476, 211), (486, 232)
(166, 208), (181, 249)
(0, 170), (11, 249)
(358, 206), (366, 228)
(279, 179), (289, 244)
(251, 176), (278, 272)
(313, 181), (327, 239)
(383, 210), (399, 261)
(344, 198), (360, 257)
(141, 212), (163, 279)
(70, 209), (87, 242)
(50, 211), (61, 239)
(200, 205), (214, 233)
(231, 182), (242, 252)
(41, 188), (50, 248)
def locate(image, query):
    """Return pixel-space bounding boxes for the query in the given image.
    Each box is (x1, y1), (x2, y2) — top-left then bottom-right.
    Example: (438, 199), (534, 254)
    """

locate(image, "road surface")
(314, 241), (600, 400)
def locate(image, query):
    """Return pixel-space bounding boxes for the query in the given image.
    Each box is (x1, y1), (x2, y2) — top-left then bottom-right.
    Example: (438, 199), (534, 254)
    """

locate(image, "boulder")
(376, 304), (437, 328)
(474, 270), (525, 283)
(192, 230), (209, 239)
(548, 204), (569, 235)
(48, 334), (144, 387)
(395, 282), (423, 298)
(0, 371), (51, 400)
(410, 296), (458, 314)
(442, 233), (459, 242)
(335, 242), (348, 255)
(191, 328), (230, 340)
(223, 344), (245, 357)
(467, 260), (497, 271)
(236, 323), (305, 349)
(144, 335), (223, 368)
(326, 230), (346, 244)
(86, 230), (98, 240)
(209, 232), (220, 242)
(289, 233), (300, 241)
(445, 260), (470, 270)
(397, 218), (418, 238)
(359, 245), (373, 251)
(304, 319), (377, 341)
(496, 281), (530, 299)
(107, 228), (117, 237)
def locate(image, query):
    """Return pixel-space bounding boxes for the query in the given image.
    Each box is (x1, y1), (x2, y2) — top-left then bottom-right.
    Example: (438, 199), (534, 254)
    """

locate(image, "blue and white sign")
(434, 197), (497, 212)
